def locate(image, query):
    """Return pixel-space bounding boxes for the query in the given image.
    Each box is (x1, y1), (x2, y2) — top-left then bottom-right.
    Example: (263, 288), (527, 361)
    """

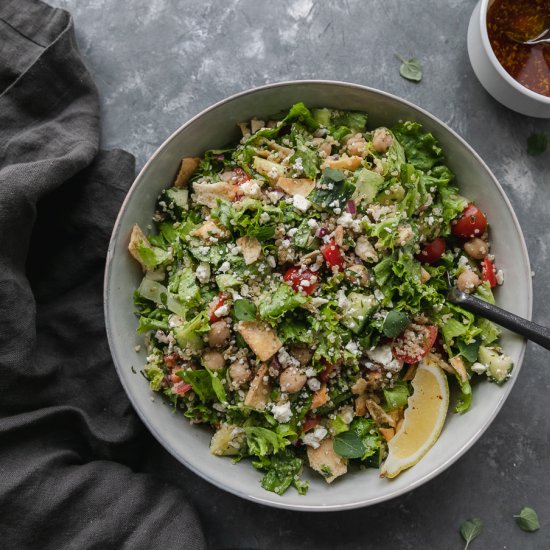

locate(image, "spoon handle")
(448, 288), (550, 351)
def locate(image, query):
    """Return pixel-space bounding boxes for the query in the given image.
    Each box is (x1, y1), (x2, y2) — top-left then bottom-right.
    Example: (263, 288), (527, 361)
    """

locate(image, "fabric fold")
(0, 1), (205, 548)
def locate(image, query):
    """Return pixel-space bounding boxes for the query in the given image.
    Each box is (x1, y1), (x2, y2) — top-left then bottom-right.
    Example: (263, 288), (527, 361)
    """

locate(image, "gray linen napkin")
(0, 1), (206, 548)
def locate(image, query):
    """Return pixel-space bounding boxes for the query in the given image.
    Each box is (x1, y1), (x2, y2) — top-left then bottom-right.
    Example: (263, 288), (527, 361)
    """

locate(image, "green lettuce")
(259, 284), (307, 320)
(255, 449), (308, 495)
(178, 368), (226, 403)
(145, 366), (165, 391)
(245, 427), (290, 457)
(391, 121), (444, 171)
(290, 134), (319, 179)
(350, 418), (383, 461)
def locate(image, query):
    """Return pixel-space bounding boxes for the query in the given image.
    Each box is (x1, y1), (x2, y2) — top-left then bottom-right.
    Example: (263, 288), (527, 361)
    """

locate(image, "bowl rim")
(479, 0), (550, 105)
(104, 79), (532, 511)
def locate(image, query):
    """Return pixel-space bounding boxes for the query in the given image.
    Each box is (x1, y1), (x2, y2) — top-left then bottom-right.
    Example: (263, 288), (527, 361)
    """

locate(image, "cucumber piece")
(478, 346), (513, 384)
(165, 187), (189, 210)
(341, 292), (378, 334)
(210, 424), (246, 456)
(138, 277), (167, 304)
(137, 277), (187, 317)
(353, 168), (383, 204)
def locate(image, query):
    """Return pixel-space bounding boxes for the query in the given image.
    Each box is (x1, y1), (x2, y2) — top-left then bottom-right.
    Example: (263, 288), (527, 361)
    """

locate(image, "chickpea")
(202, 349), (225, 370)
(464, 238), (489, 260)
(290, 344), (313, 366)
(346, 133), (367, 157)
(229, 358), (252, 388)
(365, 370), (385, 391)
(207, 319), (230, 348)
(347, 264), (370, 286)
(372, 128), (393, 153)
(396, 224), (414, 246)
(319, 142), (332, 158)
(279, 367), (307, 393)
(355, 236), (379, 263)
(420, 267), (431, 284)
(457, 270), (481, 293)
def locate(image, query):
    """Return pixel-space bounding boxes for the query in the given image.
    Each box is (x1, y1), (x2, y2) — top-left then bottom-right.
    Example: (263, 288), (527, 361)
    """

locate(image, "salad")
(129, 103), (512, 495)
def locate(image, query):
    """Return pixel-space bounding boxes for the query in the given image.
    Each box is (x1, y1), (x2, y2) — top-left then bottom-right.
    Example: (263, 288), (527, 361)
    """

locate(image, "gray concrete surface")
(52, 0), (550, 548)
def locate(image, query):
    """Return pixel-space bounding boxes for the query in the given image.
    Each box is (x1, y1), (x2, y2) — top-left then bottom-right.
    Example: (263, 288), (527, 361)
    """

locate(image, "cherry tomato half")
(321, 238), (345, 272)
(417, 238), (446, 264)
(283, 266), (317, 295)
(392, 324), (438, 364)
(209, 293), (225, 323)
(451, 203), (488, 239)
(481, 258), (497, 287)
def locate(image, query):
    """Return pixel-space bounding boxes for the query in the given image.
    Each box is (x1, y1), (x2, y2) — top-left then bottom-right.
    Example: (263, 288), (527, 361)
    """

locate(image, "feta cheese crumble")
(292, 194), (311, 212)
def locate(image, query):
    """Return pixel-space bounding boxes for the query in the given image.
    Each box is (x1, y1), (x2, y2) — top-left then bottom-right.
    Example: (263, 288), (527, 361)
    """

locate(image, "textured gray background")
(52, 0), (549, 548)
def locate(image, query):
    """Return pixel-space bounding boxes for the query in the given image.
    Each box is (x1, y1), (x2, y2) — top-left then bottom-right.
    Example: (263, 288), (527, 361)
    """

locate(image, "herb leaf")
(396, 53), (423, 82)
(333, 430), (366, 458)
(460, 518), (483, 549)
(527, 133), (547, 156)
(234, 299), (257, 321)
(382, 310), (410, 338)
(515, 506), (540, 532)
(457, 338), (481, 363)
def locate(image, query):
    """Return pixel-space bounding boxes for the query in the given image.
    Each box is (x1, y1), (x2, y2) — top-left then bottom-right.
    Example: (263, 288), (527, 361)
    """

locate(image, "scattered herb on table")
(514, 506), (540, 532)
(527, 132), (548, 156)
(396, 52), (423, 82)
(460, 518), (483, 549)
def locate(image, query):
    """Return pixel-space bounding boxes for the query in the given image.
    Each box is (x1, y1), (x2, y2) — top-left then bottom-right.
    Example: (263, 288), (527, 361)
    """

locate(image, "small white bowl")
(104, 81), (532, 510)
(468, 0), (550, 118)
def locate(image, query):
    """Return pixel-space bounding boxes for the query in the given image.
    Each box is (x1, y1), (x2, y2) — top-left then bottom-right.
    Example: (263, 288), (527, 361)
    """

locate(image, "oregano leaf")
(396, 52), (423, 82)
(333, 430), (366, 458)
(527, 133), (547, 156)
(515, 506), (540, 532)
(460, 518), (483, 549)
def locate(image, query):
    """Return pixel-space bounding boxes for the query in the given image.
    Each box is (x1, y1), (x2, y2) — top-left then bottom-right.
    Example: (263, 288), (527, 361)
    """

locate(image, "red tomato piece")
(173, 382), (193, 396)
(392, 325), (438, 364)
(302, 415), (321, 433)
(283, 266), (317, 295)
(169, 372), (182, 384)
(233, 167), (250, 185)
(319, 362), (338, 383)
(481, 258), (497, 287)
(416, 238), (446, 264)
(451, 203), (488, 239)
(321, 239), (345, 272)
(209, 294), (225, 323)
(164, 353), (180, 368)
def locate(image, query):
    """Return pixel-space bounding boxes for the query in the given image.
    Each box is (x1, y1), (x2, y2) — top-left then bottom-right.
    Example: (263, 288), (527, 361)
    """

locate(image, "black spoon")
(447, 286), (550, 351)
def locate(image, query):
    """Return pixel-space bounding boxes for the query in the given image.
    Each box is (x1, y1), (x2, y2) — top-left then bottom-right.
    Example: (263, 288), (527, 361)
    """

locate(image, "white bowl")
(104, 81), (532, 511)
(467, 0), (550, 118)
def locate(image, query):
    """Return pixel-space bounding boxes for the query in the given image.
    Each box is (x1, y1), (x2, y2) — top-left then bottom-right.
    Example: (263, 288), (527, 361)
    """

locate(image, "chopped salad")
(129, 103), (512, 495)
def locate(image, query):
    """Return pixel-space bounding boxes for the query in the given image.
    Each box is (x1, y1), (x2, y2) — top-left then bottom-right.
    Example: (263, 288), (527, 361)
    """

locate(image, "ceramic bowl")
(104, 81), (532, 511)
(467, 0), (550, 118)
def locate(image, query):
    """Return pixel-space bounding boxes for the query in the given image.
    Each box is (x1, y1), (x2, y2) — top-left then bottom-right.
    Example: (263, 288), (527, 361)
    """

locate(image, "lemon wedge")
(381, 356), (449, 478)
